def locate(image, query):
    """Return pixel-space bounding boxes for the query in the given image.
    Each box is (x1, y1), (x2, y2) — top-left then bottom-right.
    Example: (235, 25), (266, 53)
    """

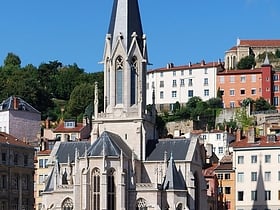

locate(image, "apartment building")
(197, 130), (235, 160)
(146, 61), (224, 112)
(216, 62), (280, 110)
(215, 154), (235, 210)
(232, 128), (280, 209)
(34, 150), (51, 210)
(0, 132), (35, 210)
(0, 96), (41, 145)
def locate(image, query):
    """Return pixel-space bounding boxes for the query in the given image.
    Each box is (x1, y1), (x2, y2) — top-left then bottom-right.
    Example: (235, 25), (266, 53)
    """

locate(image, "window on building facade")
(62, 198), (73, 210)
(181, 70), (184, 76)
(204, 89), (209, 96)
(160, 72), (164, 77)
(116, 56), (124, 104)
(273, 97), (279, 106)
(230, 76), (235, 83)
(278, 154), (280, 163)
(107, 169), (116, 210)
(237, 172), (244, 182)
(251, 172), (257, 181)
(274, 85), (279, 92)
(265, 190), (271, 200)
(180, 79), (185, 87)
(251, 89), (256, 95)
(240, 76), (246, 83)
(225, 187), (231, 194)
(251, 191), (257, 201)
(92, 168), (100, 210)
(238, 156), (244, 164)
(220, 89), (224, 96)
(160, 91), (164, 99)
(217, 173), (223, 180)
(0, 175), (7, 190)
(251, 155), (257, 163)
(273, 74), (279, 81)
(240, 89), (245, 95)
(238, 191), (244, 201)
(172, 80), (177, 87)
(136, 198), (147, 210)
(188, 90), (193, 97)
(14, 154), (18, 165)
(264, 171), (271, 181)
(230, 101), (235, 108)
(251, 74), (256, 82)
(204, 78), (208, 85)
(229, 89), (235, 96)
(278, 171), (280, 181)
(173, 71), (176, 76)
(225, 173), (230, 180)
(64, 121), (75, 128)
(172, 91), (177, 98)
(204, 68), (208, 74)
(159, 104), (164, 111)
(220, 76), (225, 84)
(218, 147), (223, 154)
(189, 69), (192, 75)
(1, 153), (6, 164)
(39, 159), (48, 168)
(152, 81), (155, 89)
(265, 155), (271, 163)
(216, 134), (221, 140)
(225, 201), (231, 209)
(159, 81), (164, 88)
(188, 79), (193, 86)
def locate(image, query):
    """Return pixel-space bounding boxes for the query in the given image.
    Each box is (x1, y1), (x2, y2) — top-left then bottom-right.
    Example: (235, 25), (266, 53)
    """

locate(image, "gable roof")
(53, 122), (85, 133)
(146, 139), (191, 161)
(87, 131), (132, 158)
(0, 96), (40, 113)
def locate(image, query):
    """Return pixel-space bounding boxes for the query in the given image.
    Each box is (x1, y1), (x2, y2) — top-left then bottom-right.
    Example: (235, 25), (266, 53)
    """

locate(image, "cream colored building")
(40, 0), (209, 209)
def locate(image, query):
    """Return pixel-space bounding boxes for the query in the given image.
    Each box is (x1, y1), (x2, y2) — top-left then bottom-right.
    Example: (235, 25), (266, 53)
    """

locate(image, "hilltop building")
(0, 96), (41, 145)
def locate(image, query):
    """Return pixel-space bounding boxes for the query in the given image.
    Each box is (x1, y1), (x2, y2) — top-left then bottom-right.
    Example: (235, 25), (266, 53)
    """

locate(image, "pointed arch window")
(176, 203), (183, 210)
(92, 168), (100, 210)
(116, 56), (124, 104)
(61, 198), (73, 210)
(131, 56), (138, 105)
(136, 198), (147, 210)
(107, 168), (116, 210)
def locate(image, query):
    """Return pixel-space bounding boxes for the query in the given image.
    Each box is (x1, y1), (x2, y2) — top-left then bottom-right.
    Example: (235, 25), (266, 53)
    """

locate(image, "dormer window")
(64, 121), (75, 128)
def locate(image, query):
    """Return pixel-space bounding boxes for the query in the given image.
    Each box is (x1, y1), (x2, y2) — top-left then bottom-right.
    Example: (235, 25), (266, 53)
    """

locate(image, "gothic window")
(136, 198), (147, 210)
(61, 198), (73, 210)
(176, 203), (183, 210)
(107, 168), (116, 210)
(92, 168), (100, 210)
(116, 56), (124, 104)
(131, 56), (138, 105)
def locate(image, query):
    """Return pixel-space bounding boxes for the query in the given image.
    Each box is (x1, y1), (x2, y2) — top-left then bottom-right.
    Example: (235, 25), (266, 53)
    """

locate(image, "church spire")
(108, 0), (144, 53)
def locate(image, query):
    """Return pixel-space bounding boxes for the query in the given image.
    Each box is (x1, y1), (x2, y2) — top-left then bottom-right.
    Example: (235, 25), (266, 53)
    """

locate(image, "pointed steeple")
(262, 52), (270, 66)
(108, 0), (144, 53)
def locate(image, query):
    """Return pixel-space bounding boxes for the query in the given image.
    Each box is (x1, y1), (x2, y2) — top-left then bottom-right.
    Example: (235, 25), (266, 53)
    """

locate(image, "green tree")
(255, 97), (274, 111)
(275, 49), (280, 58)
(235, 107), (255, 129)
(236, 55), (256, 69)
(4, 52), (21, 67)
(207, 97), (223, 109)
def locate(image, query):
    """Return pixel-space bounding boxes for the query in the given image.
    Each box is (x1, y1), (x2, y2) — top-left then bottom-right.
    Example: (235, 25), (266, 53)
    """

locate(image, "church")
(41, 0), (208, 209)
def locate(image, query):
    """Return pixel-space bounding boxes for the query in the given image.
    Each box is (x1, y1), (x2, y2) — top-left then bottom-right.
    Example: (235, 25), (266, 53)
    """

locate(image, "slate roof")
(108, 0), (144, 53)
(87, 131), (132, 158)
(56, 141), (91, 163)
(146, 139), (191, 161)
(162, 154), (187, 190)
(0, 96), (40, 113)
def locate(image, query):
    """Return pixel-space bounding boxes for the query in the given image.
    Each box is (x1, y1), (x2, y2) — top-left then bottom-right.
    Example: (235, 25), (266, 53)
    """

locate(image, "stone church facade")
(40, 0), (208, 209)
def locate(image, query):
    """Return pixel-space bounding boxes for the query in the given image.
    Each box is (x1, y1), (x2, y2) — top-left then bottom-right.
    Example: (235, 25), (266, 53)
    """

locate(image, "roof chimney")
(247, 127), (256, 143)
(236, 128), (241, 141)
(13, 97), (19, 110)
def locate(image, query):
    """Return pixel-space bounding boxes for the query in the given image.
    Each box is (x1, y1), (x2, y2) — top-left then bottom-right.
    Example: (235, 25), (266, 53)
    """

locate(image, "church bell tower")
(92, 0), (156, 161)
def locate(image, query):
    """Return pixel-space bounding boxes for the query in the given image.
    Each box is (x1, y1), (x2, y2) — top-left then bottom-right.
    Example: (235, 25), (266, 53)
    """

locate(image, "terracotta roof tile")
(239, 40), (280, 47)
(231, 135), (280, 148)
(0, 132), (33, 148)
(217, 68), (263, 75)
(54, 123), (84, 133)
(37, 150), (52, 155)
(148, 61), (224, 73)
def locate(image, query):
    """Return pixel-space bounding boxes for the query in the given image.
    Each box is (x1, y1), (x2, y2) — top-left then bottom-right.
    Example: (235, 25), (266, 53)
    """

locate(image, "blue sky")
(0, 0), (279, 72)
